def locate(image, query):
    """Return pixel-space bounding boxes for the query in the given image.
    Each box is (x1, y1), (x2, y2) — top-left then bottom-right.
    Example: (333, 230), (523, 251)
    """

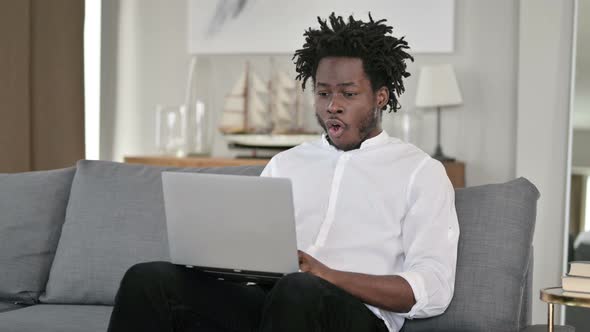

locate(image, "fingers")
(298, 251), (308, 271)
(298, 250), (307, 265)
(298, 250), (311, 259)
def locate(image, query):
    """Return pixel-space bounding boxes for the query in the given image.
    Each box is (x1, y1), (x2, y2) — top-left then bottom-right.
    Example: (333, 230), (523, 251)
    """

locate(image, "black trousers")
(107, 261), (389, 332)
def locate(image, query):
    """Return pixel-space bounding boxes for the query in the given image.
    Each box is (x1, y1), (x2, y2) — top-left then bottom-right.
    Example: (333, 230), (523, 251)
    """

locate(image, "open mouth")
(328, 124), (343, 136)
(325, 119), (346, 138)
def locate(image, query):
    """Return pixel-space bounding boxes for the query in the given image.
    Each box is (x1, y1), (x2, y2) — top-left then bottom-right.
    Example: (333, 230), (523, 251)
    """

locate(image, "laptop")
(161, 172), (299, 283)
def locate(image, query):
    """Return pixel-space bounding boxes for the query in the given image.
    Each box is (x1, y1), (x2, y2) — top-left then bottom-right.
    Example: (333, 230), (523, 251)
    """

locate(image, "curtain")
(0, 0), (85, 172)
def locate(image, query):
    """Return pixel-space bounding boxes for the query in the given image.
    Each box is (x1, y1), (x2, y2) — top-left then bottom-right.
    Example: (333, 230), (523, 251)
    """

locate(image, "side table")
(540, 287), (590, 332)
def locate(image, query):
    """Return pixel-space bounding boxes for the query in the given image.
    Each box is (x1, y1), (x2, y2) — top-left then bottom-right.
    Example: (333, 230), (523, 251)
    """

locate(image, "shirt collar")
(321, 130), (390, 151)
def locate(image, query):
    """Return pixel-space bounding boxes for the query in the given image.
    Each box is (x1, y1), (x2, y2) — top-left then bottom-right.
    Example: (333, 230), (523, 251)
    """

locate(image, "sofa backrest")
(402, 177), (539, 332)
(40, 160), (264, 305)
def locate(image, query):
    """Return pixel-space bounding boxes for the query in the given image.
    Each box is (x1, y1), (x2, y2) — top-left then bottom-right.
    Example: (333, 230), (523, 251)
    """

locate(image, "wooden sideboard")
(124, 156), (466, 188)
(125, 156), (267, 168)
(441, 161), (465, 188)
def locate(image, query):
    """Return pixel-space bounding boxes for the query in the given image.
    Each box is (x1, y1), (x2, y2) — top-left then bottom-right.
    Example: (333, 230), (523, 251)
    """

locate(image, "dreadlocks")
(293, 12), (414, 112)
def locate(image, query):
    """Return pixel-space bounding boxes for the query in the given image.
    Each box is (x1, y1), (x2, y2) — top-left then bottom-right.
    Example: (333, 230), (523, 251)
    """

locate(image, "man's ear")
(376, 87), (389, 108)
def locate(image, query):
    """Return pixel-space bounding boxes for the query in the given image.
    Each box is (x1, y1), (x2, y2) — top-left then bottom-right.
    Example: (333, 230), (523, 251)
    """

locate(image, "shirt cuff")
(395, 270), (427, 318)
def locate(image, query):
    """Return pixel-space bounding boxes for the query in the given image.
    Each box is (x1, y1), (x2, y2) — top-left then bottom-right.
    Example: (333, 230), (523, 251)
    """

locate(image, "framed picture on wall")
(188, 0), (455, 54)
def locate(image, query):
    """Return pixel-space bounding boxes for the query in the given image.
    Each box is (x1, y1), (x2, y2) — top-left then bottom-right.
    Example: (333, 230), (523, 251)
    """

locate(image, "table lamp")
(415, 64), (463, 162)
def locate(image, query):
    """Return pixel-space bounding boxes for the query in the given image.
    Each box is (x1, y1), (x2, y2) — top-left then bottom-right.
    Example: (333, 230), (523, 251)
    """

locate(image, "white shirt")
(260, 130), (459, 332)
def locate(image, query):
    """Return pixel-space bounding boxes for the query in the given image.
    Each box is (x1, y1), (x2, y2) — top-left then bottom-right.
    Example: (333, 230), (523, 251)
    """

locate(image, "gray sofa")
(0, 159), (545, 331)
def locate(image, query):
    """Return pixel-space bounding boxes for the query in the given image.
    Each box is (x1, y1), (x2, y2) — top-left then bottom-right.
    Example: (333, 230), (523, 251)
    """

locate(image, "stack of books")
(562, 261), (590, 297)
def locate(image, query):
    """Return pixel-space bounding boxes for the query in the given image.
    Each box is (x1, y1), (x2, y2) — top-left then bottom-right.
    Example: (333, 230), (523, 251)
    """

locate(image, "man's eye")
(317, 92), (329, 97)
(343, 92), (358, 97)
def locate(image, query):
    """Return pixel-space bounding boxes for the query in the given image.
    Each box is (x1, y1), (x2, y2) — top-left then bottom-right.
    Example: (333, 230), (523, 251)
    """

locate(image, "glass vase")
(155, 105), (187, 156)
(186, 100), (212, 156)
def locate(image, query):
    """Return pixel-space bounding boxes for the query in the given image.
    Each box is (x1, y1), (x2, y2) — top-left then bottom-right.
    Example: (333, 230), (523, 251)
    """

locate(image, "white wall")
(573, 0), (590, 129)
(101, 0), (192, 161)
(409, 0), (518, 186)
(100, 0), (519, 187)
(573, 130), (590, 167)
(516, 0), (575, 324)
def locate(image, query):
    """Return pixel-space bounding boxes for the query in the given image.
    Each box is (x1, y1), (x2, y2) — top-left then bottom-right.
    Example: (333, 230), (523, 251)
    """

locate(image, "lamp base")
(433, 154), (456, 163)
(432, 145), (455, 162)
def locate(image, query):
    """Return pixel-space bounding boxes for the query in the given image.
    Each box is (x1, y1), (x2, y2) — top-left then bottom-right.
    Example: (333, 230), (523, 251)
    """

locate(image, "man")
(107, 13), (459, 332)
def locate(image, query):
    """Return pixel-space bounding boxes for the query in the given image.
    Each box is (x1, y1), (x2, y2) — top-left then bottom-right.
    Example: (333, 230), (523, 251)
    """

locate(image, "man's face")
(314, 57), (386, 151)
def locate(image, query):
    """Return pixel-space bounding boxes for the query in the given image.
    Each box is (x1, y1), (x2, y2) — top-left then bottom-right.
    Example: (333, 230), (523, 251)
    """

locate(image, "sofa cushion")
(41, 160), (264, 305)
(0, 304), (112, 332)
(0, 167), (75, 304)
(402, 177), (539, 332)
(0, 302), (25, 313)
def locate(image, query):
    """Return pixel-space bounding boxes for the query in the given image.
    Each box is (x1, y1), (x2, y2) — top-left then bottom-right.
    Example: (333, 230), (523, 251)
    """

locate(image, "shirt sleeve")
(260, 157), (277, 178)
(395, 157), (460, 319)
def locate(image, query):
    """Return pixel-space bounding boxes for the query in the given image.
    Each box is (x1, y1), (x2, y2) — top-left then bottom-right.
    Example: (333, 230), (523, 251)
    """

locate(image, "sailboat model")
(269, 69), (307, 134)
(220, 63), (319, 153)
(219, 63), (270, 134)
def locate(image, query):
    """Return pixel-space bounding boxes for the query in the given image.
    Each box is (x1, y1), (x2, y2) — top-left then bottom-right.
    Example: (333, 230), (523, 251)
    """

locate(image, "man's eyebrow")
(316, 82), (358, 87)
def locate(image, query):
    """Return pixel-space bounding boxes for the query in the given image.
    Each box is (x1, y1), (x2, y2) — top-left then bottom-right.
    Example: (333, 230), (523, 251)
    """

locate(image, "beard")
(316, 107), (381, 151)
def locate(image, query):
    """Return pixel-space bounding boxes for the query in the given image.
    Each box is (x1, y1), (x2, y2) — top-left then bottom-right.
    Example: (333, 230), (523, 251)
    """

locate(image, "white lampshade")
(415, 64), (463, 108)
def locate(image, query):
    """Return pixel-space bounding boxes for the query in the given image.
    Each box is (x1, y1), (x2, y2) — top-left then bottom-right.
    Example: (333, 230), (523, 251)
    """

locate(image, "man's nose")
(327, 95), (344, 114)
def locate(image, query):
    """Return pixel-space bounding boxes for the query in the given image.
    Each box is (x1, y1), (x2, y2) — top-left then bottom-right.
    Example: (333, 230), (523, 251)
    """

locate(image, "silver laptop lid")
(162, 172), (299, 276)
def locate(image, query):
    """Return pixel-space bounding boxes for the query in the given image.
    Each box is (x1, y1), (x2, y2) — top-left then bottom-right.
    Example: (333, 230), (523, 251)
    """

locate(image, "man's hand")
(298, 250), (333, 280)
(297, 250), (415, 313)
